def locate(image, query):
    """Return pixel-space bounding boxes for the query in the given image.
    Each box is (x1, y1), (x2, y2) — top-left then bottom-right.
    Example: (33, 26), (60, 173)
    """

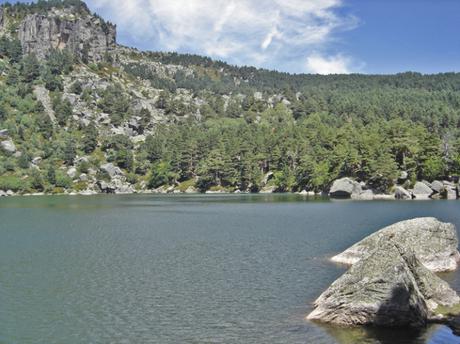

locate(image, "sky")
(2, 0), (460, 74)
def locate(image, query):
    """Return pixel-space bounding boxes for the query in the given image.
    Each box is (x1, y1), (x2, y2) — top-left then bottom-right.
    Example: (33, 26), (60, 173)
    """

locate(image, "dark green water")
(1, 194), (460, 344)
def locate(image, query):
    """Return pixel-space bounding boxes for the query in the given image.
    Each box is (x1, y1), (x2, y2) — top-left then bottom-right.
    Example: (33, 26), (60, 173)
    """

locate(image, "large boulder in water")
(331, 218), (460, 272)
(329, 178), (362, 198)
(307, 240), (460, 327)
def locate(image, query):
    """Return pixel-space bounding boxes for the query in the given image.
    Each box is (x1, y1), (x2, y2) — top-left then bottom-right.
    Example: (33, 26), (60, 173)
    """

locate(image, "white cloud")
(87, 0), (360, 73)
(306, 53), (353, 74)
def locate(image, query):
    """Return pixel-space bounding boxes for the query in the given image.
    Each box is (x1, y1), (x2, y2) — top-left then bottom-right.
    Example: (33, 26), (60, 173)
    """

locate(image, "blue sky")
(2, 0), (460, 74)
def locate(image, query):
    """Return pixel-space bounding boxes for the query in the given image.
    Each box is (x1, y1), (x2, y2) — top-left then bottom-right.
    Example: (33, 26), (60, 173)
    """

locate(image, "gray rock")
(79, 190), (97, 196)
(33, 85), (56, 122)
(431, 180), (444, 193)
(395, 186), (412, 199)
(0, 190), (6, 197)
(87, 168), (97, 176)
(351, 189), (374, 200)
(98, 181), (115, 193)
(32, 157), (42, 165)
(128, 117), (140, 131)
(1, 140), (16, 153)
(18, 7), (116, 62)
(100, 163), (123, 178)
(443, 186), (458, 200)
(331, 217), (460, 272)
(413, 182), (433, 199)
(6, 190), (14, 196)
(131, 135), (146, 144)
(75, 156), (90, 165)
(67, 167), (77, 179)
(79, 173), (88, 182)
(262, 171), (274, 186)
(373, 194), (395, 200)
(166, 186), (175, 193)
(152, 186), (168, 194)
(329, 178), (362, 198)
(0, 129), (8, 138)
(0, 7), (4, 33)
(185, 186), (198, 194)
(400, 171), (408, 180)
(260, 185), (276, 194)
(308, 240), (460, 327)
(114, 185), (135, 194)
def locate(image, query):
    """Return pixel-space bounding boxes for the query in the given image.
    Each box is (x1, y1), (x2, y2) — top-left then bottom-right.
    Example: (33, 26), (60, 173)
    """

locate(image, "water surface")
(1, 194), (460, 343)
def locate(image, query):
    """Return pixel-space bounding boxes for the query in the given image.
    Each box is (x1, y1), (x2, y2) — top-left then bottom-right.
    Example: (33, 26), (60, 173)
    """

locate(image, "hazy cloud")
(86, 0), (359, 73)
(306, 53), (354, 74)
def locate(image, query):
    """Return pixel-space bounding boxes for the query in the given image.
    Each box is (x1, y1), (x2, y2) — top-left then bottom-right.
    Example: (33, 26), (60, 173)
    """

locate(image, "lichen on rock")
(308, 239), (460, 327)
(331, 217), (460, 272)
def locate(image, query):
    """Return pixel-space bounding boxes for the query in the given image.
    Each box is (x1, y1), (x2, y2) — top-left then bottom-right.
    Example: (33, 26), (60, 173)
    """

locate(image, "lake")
(1, 194), (460, 344)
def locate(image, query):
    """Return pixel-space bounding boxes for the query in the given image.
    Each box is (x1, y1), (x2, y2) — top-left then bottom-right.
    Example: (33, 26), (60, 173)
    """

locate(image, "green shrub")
(55, 171), (72, 189)
(0, 175), (27, 192)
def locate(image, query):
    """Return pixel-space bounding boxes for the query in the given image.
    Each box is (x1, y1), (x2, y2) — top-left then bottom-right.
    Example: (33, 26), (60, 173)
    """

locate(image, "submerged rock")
(329, 178), (362, 198)
(331, 218), (460, 272)
(308, 240), (460, 327)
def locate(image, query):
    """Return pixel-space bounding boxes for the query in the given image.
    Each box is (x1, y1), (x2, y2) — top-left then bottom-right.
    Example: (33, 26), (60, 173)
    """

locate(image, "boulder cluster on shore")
(329, 177), (460, 200)
(308, 218), (460, 328)
(1, 173), (460, 198)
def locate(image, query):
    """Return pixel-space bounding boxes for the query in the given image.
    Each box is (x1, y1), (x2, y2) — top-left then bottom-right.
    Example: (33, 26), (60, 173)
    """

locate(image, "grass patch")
(177, 179), (196, 192)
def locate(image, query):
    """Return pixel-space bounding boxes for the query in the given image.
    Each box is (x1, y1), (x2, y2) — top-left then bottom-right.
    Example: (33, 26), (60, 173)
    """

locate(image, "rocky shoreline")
(0, 167), (459, 199)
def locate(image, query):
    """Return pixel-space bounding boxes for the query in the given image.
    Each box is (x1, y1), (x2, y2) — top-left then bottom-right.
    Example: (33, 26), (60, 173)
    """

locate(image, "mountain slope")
(0, 0), (460, 196)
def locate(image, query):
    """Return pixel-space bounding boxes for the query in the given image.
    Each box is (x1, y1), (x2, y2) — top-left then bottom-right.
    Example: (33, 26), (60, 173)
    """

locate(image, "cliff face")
(16, 7), (116, 62)
(0, 7), (6, 33)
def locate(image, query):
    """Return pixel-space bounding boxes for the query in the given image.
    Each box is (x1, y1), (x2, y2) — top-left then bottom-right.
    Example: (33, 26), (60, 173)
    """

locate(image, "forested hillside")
(1, 0), (460, 195)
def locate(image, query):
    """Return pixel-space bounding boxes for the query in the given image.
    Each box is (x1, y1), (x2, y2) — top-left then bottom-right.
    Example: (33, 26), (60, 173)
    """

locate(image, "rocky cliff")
(2, 5), (116, 62)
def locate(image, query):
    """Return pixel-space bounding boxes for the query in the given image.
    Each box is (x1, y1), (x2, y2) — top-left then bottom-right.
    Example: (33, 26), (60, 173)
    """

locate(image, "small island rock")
(308, 240), (460, 327)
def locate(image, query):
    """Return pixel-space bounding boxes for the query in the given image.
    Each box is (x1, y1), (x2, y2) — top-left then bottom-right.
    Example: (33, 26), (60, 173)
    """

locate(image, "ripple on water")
(1, 195), (460, 343)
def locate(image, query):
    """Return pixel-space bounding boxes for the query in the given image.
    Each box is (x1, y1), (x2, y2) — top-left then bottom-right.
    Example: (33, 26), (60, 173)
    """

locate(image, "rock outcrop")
(329, 178), (362, 198)
(331, 217), (460, 272)
(1, 139), (16, 153)
(413, 181), (433, 199)
(100, 163), (123, 178)
(17, 7), (116, 62)
(308, 240), (460, 327)
(0, 7), (6, 34)
(431, 180), (444, 193)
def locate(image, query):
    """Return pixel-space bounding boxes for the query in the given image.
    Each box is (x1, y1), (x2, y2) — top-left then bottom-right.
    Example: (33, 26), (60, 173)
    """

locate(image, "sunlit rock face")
(331, 217), (460, 272)
(308, 240), (460, 327)
(17, 7), (116, 62)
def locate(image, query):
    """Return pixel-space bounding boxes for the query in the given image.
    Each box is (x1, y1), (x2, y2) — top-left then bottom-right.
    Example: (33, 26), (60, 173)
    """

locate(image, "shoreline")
(0, 190), (458, 201)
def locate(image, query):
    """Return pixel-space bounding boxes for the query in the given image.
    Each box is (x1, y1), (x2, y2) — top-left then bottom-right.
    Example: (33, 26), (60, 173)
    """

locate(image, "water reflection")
(319, 323), (445, 344)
